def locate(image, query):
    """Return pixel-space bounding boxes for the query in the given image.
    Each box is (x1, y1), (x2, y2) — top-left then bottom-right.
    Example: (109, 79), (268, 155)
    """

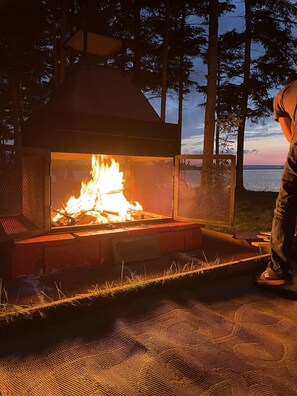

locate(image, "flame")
(52, 155), (142, 225)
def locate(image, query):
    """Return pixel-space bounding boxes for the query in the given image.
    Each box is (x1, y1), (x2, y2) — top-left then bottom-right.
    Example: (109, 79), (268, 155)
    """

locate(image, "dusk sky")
(148, 71), (288, 166)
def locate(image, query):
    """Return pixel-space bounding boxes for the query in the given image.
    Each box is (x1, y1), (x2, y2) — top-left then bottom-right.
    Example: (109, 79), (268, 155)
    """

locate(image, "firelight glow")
(52, 155), (142, 225)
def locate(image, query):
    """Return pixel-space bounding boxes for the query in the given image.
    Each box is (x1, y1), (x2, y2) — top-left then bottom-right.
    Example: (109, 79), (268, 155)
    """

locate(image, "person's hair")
(286, 71), (297, 85)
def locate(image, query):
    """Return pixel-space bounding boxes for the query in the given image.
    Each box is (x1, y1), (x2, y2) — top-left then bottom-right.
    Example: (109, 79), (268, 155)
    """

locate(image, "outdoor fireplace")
(0, 60), (235, 279)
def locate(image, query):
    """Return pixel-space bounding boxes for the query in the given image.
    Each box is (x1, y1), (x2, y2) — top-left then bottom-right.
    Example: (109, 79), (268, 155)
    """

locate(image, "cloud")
(244, 149), (260, 155)
(244, 120), (282, 140)
(181, 135), (204, 154)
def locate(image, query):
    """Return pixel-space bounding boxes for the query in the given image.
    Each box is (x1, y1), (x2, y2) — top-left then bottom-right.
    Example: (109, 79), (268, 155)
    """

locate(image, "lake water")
(182, 166), (283, 192)
(244, 167), (283, 192)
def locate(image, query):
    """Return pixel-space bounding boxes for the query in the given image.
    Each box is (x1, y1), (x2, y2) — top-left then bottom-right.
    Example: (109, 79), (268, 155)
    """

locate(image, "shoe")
(255, 266), (293, 286)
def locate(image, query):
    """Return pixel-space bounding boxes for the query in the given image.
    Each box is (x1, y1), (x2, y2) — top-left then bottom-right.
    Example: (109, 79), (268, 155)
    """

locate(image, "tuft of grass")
(39, 290), (54, 303)
(163, 256), (222, 278)
(0, 281), (31, 317)
(181, 260), (199, 272)
(54, 282), (66, 300)
(120, 260), (125, 283)
(0, 279), (8, 305)
(101, 280), (117, 293)
(124, 272), (145, 285)
(164, 261), (180, 277)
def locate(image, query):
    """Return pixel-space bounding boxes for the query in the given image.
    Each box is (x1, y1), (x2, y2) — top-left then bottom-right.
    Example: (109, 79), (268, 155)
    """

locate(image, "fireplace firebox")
(50, 152), (174, 230)
(0, 144), (235, 241)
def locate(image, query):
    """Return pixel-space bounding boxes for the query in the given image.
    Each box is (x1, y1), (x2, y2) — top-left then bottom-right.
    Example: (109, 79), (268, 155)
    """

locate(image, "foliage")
(217, 0), (297, 124)
(1, 0), (297, 155)
(217, 114), (242, 153)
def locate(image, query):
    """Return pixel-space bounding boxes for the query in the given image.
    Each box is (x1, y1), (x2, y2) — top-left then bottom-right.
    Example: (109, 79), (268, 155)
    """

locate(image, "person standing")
(256, 73), (297, 285)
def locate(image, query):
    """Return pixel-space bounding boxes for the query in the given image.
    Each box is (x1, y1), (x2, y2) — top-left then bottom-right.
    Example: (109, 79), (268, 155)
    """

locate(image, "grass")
(209, 189), (277, 235)
(0, 253), (267, 330)
(0, 258), (227, 320)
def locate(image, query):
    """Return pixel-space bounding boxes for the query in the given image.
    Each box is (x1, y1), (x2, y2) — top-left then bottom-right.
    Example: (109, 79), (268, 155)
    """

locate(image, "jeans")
(270, 142), (297, 273)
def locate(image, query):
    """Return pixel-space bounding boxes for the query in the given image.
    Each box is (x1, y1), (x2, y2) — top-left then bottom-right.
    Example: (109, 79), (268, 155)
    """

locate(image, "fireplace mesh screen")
(174, 155), (235, 226)
(0, 145), (50, 240)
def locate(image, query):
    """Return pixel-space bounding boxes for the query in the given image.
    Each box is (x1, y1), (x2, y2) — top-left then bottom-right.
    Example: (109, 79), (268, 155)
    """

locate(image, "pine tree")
(218, 0), (297, 190)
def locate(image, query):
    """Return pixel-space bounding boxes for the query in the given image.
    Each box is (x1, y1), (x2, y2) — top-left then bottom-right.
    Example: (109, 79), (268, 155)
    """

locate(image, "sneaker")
(255, 266), (293, 286)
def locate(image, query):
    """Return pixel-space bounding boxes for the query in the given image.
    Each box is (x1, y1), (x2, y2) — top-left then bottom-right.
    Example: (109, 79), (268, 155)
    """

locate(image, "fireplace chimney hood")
(22, 62), (181, 157)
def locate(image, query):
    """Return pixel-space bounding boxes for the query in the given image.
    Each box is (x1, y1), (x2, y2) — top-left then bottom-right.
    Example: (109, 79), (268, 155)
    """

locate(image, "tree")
(216, 0), (297, 190)
(161, 0), (170, 121)
(236, 0), (251, 191)
(202, 0), (219, 156)
(0, 0), (51, 145)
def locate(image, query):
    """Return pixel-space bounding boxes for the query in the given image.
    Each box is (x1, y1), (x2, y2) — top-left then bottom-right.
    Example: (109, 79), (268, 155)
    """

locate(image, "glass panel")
(174, 155), (235, 226)
(51, 153), (174, 229)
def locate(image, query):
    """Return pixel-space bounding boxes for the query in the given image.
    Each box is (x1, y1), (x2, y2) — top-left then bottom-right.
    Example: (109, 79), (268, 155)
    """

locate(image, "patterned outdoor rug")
(0, 273), (297, 395)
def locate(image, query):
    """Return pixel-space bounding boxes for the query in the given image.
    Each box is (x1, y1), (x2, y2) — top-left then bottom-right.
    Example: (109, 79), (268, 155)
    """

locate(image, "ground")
(209, 189), (277, 235)
(1, 267), (297, 395)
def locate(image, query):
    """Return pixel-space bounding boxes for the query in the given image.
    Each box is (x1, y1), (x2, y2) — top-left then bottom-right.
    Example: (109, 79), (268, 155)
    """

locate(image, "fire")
(52, 155), (143, 226)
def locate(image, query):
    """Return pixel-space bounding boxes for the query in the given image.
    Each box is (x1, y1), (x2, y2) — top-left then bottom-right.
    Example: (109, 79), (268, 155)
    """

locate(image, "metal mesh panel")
(0, 145), (50, 240)
(174, 155), (235, 226)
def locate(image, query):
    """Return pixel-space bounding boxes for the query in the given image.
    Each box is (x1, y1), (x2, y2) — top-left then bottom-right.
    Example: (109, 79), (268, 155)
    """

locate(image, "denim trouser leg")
(270, 143), (297, 273)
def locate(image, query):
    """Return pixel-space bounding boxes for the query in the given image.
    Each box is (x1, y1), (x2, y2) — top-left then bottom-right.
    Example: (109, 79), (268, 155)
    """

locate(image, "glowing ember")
(52, 155), (143, 226)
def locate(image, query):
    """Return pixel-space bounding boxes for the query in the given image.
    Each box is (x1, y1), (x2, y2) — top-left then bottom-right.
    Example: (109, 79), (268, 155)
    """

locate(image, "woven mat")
(0, 274), (297, 395)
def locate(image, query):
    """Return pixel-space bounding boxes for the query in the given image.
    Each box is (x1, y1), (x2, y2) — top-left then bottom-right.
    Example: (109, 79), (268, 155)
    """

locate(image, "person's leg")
(256, 143), (297, 285)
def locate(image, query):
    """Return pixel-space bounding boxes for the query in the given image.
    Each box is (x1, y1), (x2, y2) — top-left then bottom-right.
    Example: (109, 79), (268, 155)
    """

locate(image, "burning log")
(61, 202), (70, 215)
(128, 209), (145, 220)
(105, 189), (123, 195)
(51, 207), (124, 227)
(102, 210), (120, 216)
(53, 209), (76, 225)
(75, 213), (98, 225)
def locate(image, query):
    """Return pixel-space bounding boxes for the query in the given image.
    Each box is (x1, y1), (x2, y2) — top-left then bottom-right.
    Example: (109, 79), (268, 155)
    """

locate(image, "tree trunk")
(53, 26), (60, 88)
(215, 41), (221, 155)
(236, 0), (251, 191)
(178, 0), (186, 128)
(133, 0), (141, 87)
(59, 0), (68, 85)
(202, 0), (218, 156)
(10, 36), (21, 146)
(161, 0), (170, 122)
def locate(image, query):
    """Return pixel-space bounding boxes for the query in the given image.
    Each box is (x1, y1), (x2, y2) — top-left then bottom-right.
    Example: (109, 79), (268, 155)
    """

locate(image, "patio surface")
(1, 250), (297, 395)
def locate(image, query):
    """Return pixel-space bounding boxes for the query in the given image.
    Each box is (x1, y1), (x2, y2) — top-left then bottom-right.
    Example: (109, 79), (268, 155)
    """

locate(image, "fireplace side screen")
(0, 145), (50, 240)
(51, 153), (173, 229)
(174, 155), (235, 226)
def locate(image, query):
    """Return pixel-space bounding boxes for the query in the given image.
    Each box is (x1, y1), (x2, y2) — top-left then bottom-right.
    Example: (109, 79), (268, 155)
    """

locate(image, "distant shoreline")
(244, 165), (284, 170)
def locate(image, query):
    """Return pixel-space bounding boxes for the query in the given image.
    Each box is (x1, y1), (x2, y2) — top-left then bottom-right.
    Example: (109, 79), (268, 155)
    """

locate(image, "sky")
(149, 81), (289, 166)
(148, 1), (290, 166)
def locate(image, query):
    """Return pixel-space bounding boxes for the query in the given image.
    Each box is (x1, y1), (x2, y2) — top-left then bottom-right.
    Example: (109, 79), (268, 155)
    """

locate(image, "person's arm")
(279, 117), (292, 143)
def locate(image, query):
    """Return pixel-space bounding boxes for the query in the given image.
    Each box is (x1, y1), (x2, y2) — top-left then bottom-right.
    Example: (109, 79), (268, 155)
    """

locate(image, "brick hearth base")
(2, 222), (202, 280)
